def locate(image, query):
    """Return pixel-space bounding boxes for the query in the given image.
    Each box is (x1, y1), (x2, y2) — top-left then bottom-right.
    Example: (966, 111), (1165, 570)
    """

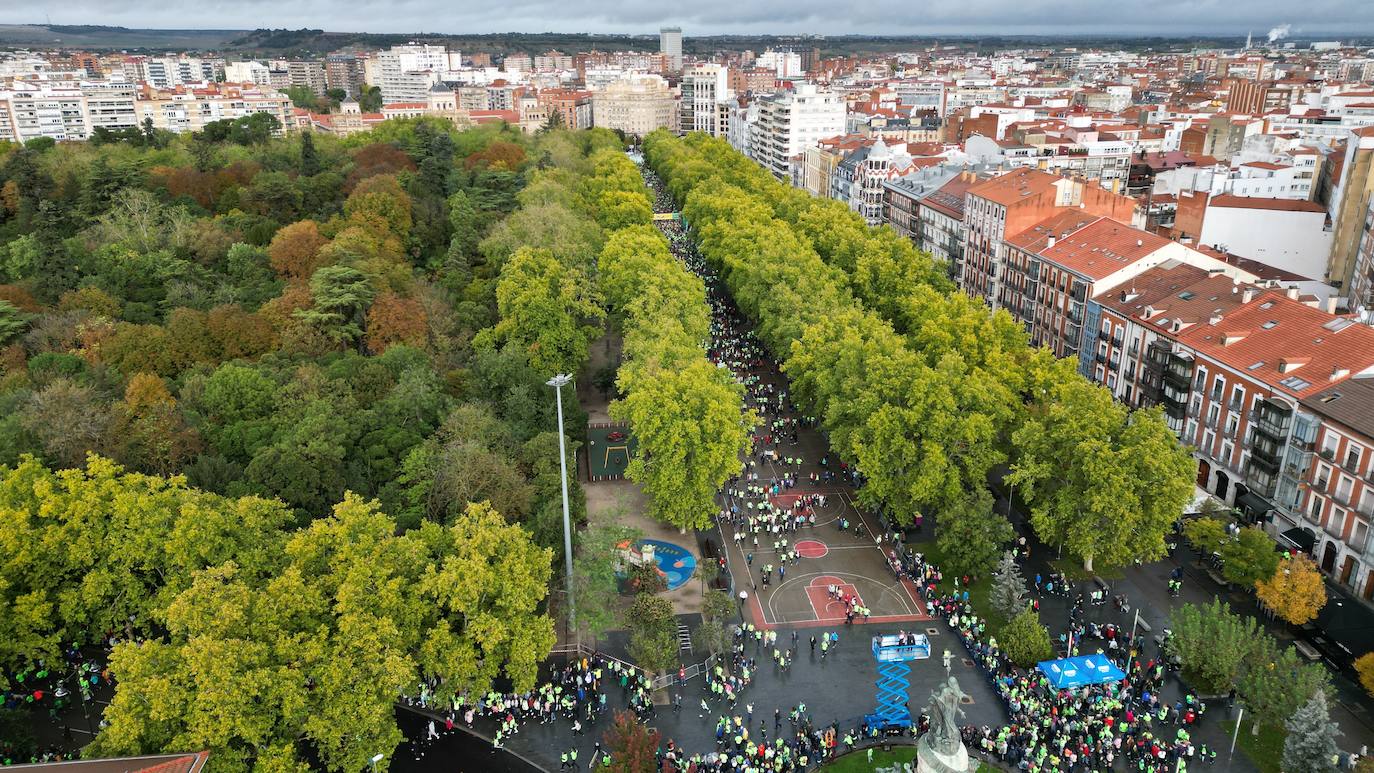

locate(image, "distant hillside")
(0, 24), (243, 51)
(1, 24), (1368, 58)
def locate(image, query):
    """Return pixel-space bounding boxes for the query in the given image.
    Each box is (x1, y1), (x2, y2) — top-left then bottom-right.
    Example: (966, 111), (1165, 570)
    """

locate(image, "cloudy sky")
(17, 0), (1374, 36)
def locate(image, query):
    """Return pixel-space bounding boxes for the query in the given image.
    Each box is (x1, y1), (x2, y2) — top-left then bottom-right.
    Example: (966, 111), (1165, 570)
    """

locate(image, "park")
(0, 122), (1370, 773)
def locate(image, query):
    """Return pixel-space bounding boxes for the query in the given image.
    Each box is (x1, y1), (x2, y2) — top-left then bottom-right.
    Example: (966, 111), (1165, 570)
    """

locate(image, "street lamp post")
(547, 374), (577, 641)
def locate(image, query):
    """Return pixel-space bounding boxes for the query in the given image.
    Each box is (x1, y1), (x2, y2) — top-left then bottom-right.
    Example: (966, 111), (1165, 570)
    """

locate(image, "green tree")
(294, 264), (376, 347)
(1009, 371), (1194, 572)
(1167, 600), (1263, 694)
(358, 84), (383, 112)
(446, 189), (483, 262)
(88, 495), (553, 773)
(1182, 517), (1227, 566)
(989, 549), (1028, 622)
(1239, 639), (1331, 735)
(572, 523), (638, 644)
(627, 592), (677, 673)
(1282, 690), (1341, 773)
(1221, 526), (1282, 588)
(299, 131), (321, 176)
(476, 246), (603, 376)
(612, 359), (752, 531)
(934, 489), (1014, 580)
(0, 300), (29, 345)
(1001, 610), (1053, 668)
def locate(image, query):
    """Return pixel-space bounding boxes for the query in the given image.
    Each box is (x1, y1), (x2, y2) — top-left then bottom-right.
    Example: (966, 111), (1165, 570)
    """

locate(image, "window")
(1337, 477), (1354, 504)
(1346, 445), (1362, 472)
(1322, 431), (1341, 458)
(1310, 494), (1324, 519)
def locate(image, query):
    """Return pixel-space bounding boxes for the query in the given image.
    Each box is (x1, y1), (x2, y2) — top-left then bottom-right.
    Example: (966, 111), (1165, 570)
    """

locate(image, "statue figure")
(917, 676), (971, 773)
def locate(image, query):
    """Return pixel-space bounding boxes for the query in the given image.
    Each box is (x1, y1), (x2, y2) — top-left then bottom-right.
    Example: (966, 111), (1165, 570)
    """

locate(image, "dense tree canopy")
(643, 130), (1196, 571)
(0, 119), (626, 769)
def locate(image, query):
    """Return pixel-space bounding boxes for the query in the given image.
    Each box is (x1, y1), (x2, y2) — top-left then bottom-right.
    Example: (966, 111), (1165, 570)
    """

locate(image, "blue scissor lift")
(864, 633), (931, 731)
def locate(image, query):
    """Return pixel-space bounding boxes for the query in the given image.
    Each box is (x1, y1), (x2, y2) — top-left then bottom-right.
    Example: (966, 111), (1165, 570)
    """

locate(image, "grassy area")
(1235, 723), (1286, 773)
(912, 540), (1003, 635)
(822, 746), (999, 771)
(1048, 557), (1125, 582)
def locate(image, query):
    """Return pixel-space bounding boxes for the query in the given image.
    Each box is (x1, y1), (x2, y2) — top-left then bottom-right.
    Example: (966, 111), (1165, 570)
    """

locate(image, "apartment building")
(325, 54), (366, 96)
(1001, 214), (1251, 366)
(747, 83), (846, 181)
(376, 44), (452, 103)
(679, 64), (731, 136)
(959, 167), (1142, 304)
(591, 75), (677, 137)
(539, 89), (593, 130)
(0, 80), (138, 142)
(135, 84), (292, 135)
(1300, 379), (1374, 596)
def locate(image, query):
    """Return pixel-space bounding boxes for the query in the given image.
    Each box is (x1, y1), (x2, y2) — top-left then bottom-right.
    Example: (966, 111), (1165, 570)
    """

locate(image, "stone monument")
(916, 676), (972, 773)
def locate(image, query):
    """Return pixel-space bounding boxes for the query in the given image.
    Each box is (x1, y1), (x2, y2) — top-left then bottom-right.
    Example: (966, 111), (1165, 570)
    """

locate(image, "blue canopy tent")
(1037, 655), (1126, 690)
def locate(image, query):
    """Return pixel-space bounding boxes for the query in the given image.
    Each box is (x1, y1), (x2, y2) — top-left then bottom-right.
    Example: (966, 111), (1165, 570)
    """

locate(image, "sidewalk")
(987, 470), (1374, 761)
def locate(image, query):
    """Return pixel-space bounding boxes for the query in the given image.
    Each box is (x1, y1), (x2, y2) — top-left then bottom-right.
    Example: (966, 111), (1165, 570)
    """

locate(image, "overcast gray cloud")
(12, 0), (1374, 36)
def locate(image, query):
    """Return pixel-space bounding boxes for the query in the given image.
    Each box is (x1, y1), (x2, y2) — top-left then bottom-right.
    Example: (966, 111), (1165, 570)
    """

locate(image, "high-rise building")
(376, 44), (449, 103)
(325, 54), (366, 96)
(679, 63), (730, 136)
(747, 83), (846, 181)
(660, 27), (683, 72)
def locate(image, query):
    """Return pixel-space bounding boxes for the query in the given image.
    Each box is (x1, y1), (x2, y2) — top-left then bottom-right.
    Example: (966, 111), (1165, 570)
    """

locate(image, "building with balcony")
(1300, 378), (1374, 598)
(747, 83), (846, 181)
(959, 167), (1143, 303)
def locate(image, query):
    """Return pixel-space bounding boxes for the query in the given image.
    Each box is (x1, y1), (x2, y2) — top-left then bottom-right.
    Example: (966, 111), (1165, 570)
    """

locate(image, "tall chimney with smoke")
(1267, 24), (1291, 44)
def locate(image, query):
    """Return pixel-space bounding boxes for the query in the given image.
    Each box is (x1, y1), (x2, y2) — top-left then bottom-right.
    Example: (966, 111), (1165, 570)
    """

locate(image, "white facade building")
(679, 63), (731, 136)
(376, 45), (452, 103)
(747, 83), (846, 181)
(1194, 195), (1335, 281)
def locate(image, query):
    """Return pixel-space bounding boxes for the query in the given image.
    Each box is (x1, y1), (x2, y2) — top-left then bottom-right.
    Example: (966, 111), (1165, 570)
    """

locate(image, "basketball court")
(719, 485), (932, 630)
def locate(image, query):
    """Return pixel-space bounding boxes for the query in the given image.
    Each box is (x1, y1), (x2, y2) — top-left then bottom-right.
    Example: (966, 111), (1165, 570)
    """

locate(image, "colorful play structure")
(865, 633), (931, 731)
(616, 538), (697, 591)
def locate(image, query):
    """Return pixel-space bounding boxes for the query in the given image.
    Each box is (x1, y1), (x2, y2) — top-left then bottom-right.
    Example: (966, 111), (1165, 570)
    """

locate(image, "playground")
(586, 422), (634, 480)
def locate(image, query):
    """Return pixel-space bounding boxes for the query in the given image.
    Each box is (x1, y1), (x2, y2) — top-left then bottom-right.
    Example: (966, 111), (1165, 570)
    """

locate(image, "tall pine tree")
(990, 549), (1028, 622)
(1282, 690), (1341, 773)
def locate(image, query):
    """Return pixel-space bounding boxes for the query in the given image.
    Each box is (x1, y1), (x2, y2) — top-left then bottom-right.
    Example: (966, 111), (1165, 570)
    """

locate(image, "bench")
(1294, 640), (1321, 662)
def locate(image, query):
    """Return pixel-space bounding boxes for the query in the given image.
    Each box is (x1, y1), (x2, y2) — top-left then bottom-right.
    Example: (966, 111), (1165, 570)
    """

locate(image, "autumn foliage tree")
(602, 709), (660, 773)
(365, 292), (429, 353)
(267, 219), (329, 281)
(1256, 554), (1328, 626)
(112, 373), (201, 475)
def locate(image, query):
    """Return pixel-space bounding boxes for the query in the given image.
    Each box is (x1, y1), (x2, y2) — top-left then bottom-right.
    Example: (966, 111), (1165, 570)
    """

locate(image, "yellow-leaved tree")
(1256, 554), (1327, 626)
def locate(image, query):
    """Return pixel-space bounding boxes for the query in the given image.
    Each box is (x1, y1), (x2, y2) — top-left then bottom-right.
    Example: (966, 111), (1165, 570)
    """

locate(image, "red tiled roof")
(1176, 291), (1374, 398)
(1207, 194), (1325, 213)
(965, 167), (1061, 206)
(1037, 217), (1174, 281)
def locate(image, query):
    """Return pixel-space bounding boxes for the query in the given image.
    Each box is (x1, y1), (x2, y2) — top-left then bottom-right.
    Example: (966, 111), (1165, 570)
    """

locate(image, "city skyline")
(12, 0), (1374, 38)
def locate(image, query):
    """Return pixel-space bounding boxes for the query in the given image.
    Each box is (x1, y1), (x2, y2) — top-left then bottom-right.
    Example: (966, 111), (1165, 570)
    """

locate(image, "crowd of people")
(2, 639), (117, 765)
(901, 548), (1219, 772)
